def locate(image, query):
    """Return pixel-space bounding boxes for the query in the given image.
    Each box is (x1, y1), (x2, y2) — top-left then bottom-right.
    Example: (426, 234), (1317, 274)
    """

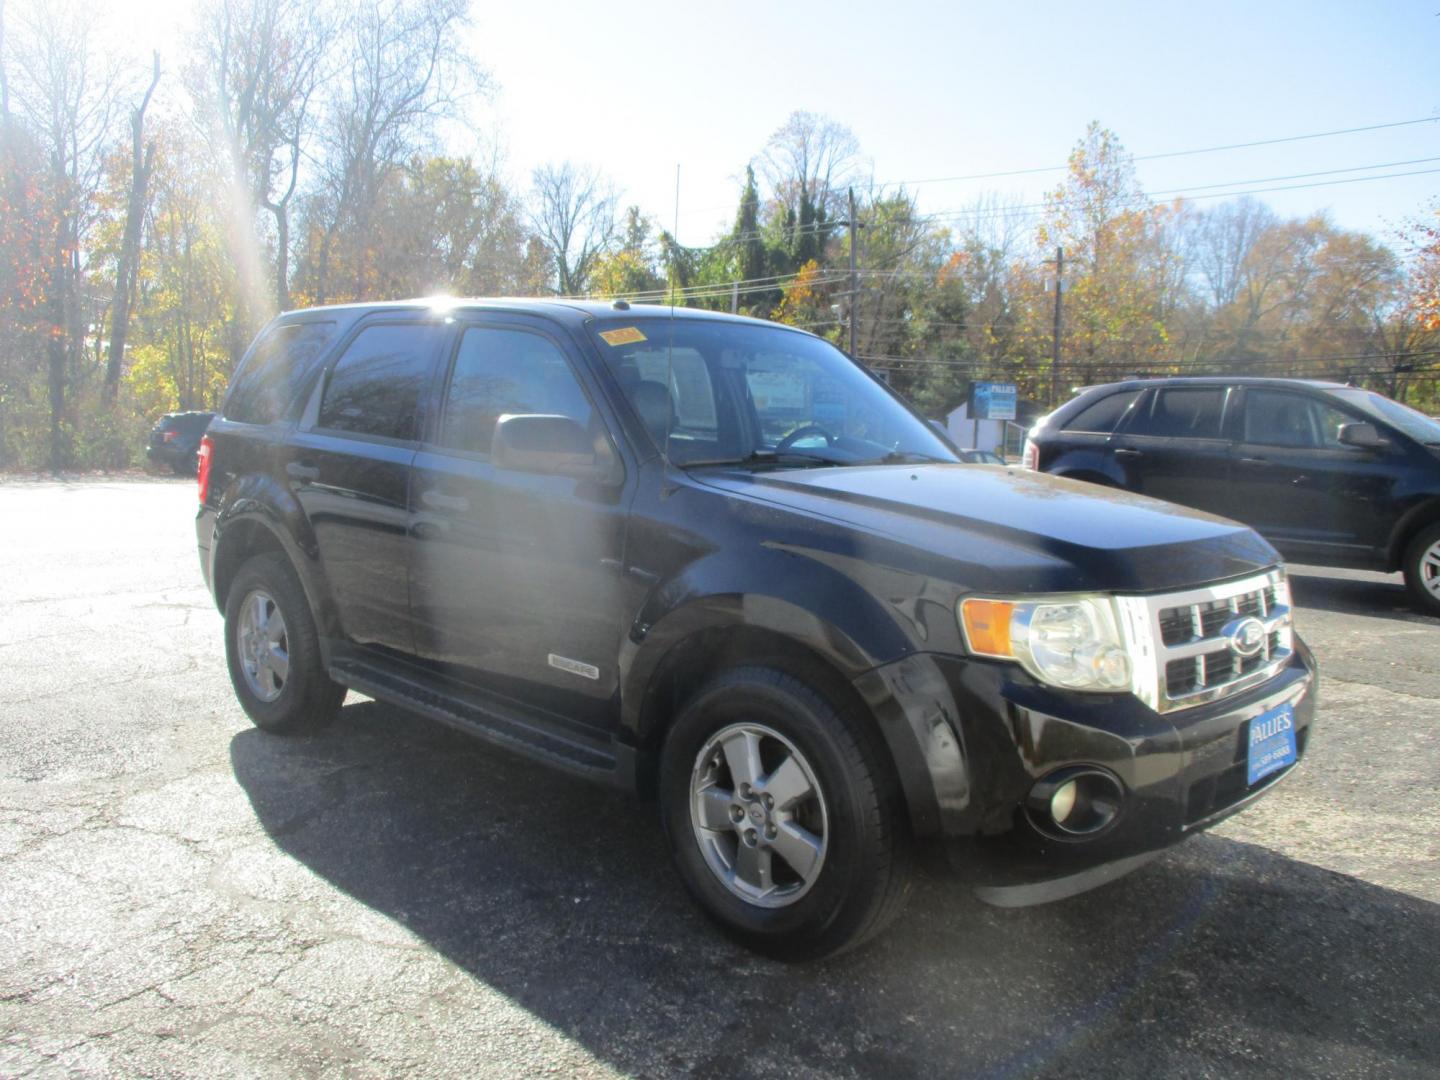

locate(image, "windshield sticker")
(599, 326), (647, 346)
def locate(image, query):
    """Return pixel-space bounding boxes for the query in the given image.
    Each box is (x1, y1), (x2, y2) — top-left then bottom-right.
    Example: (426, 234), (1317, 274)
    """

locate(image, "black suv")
(1024, 377), (1440, 616)
(146, 410), (215, 475)
(197, 302), (1316, 959)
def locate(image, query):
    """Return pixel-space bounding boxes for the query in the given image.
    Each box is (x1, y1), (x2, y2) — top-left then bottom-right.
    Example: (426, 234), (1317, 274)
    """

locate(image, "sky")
(83, 0), (1440, 249)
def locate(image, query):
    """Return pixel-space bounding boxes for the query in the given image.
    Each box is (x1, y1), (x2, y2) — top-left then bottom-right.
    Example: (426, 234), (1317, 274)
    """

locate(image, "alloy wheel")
(689, 722), (829, 908)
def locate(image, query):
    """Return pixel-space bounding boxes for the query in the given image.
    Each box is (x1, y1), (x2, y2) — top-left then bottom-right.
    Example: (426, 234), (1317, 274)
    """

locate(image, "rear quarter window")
(1062, 390), (1141, 434)
(224, 322), (338, 425)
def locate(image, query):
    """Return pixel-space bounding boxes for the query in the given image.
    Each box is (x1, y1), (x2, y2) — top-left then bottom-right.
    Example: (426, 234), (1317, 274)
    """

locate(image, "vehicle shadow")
(1287, 568), (1422, 623)
(230, 701), (1440, 1078)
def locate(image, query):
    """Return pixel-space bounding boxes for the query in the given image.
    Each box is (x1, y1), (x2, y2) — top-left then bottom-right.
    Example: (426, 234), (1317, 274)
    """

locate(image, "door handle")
(286, 460), (320, 484)
(1114, 448), (1142, 460)
(420, 489), (470, 513)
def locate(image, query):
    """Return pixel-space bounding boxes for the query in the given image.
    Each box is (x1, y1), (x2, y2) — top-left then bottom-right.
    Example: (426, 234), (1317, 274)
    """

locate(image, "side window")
(1244, 391), (1320, 448)
(1062, 390), (1142, 434)
(1310, 399), (1358, 448)
(224, 321), (337, 425)
(440, 327), (594, 454)
(318, 323), (441, 441)
(1131, 387), (1226, 438)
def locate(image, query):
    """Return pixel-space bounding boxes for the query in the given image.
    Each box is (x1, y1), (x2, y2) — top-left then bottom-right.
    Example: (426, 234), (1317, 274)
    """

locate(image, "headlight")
(958, 594), (1132, 692)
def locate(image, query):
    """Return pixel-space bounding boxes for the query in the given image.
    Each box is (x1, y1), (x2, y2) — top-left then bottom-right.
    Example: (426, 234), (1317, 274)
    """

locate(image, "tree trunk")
(47, 254), (66, 470)
(104, 53), (160, 405)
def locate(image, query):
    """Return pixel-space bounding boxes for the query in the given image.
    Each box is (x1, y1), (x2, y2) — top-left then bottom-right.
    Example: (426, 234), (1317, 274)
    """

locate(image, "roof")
(1078, 375), (1352, 393)
(274, 297), (803, 332)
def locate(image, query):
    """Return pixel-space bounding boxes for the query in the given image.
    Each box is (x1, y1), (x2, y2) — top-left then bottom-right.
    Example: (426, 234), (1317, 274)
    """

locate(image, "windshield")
(1332, 389), (1440, 445)
(589, 317), (958, 467)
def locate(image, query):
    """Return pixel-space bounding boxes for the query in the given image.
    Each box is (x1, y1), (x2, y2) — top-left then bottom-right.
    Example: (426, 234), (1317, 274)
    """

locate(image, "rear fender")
(210, 472), (342, 640)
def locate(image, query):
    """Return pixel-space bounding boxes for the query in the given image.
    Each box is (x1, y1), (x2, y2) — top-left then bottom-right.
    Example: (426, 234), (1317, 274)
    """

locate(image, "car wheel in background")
(224, 552), (344, 733)
(658, 666), (911, 961)
(1402, 523), (1440, 617)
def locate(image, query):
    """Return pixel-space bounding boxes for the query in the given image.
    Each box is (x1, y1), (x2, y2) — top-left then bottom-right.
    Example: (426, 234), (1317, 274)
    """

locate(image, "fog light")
(1050, 780), (1078, 825)
(1027, 767), (1125, 839)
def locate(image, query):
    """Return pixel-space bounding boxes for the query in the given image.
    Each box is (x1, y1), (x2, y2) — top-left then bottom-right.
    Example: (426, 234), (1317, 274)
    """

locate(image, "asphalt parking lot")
(2, 478), (1437, 1078)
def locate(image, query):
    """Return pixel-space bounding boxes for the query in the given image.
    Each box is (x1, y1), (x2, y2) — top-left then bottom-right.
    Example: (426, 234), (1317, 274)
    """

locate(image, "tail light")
(197, 435), (214, 503)
(161, 430), (178, 442)
(1022, 439), (1038, 470)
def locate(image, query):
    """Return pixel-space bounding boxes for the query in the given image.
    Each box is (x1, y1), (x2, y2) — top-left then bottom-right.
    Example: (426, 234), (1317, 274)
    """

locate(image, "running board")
(330, 657), (620, 782)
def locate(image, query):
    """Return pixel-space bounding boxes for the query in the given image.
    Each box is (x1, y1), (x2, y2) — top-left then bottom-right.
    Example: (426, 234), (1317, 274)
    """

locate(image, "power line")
(873, 116), (1440, 189)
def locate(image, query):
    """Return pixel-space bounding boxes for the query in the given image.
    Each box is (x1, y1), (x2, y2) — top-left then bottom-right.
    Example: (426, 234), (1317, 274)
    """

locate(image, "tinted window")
(1063, 389), (1141, 433)
(1244, 390), (1356, 449)
(440, 327), (593, 454)
(1132, 388), (1225, 438)
(224, 322), (337, 425)
(318, 323), (442, 441)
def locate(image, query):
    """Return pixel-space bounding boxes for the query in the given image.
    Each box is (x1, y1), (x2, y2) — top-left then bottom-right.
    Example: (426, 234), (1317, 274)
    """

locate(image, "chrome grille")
(1116, 569), (1293, 713)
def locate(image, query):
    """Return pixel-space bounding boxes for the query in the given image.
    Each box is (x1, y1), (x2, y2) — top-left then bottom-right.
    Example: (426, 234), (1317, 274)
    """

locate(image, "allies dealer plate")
(1247, 702), (1298, 786)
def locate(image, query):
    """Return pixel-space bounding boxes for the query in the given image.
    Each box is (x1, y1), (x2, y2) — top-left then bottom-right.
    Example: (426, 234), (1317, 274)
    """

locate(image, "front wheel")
(659, 667), (910, 961)
(1402, 524), (1440, 617)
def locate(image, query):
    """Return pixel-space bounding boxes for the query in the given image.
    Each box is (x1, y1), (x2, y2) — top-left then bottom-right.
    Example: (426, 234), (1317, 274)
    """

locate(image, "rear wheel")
(659, 667), (910, 961)
(1402, 523), (1440, 617)
(224, 553), (344, 733)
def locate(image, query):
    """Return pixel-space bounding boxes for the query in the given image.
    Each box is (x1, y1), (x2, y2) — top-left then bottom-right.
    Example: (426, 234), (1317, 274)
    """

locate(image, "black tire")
(658, 666), (911, 961)
(1402, 523), (1440, 617)
(224, 552), (344, 734)
(171, 458), (193, 477)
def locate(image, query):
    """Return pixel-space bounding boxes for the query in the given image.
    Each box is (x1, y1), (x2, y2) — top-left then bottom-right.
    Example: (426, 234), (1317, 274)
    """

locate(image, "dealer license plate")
(1247, 703), (1297, 786)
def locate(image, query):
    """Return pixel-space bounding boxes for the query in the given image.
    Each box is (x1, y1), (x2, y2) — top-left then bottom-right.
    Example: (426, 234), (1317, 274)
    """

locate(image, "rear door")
(285, 317), (449, 654)
(1109, 384), (1235, 514)
(406, 316), (630, 729)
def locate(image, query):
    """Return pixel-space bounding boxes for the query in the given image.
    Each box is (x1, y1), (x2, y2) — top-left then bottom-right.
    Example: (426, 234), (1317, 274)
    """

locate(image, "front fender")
(618, 541), (919, 737)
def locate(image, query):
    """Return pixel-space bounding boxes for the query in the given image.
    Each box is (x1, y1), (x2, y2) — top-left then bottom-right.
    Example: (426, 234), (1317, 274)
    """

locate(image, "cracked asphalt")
(1, 478), (1438, 1078)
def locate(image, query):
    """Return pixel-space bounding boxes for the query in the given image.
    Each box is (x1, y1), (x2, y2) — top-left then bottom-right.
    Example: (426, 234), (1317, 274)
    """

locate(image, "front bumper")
(855, 638), (1317, 903)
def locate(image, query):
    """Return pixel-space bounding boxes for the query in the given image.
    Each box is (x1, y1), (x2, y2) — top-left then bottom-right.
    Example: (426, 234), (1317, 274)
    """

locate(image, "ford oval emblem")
(1223, 616), (1267, 659)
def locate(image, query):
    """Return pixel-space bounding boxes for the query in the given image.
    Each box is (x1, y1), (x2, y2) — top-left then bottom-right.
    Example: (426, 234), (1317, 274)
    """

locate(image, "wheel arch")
(210, 481), (340, 640)
(1386, 498), (1440, 572)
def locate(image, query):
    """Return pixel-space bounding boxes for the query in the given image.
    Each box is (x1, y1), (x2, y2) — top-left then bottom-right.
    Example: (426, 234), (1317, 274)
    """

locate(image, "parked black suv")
(146, 410), (215, 475)
(196, 301), (1317, 959)
(1024, 377), (1440, 616)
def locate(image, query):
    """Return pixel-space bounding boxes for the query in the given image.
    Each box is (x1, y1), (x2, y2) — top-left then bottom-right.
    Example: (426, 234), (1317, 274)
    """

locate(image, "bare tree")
(760, 110), (863, 222)
(191, 0), (329, 326)
(1189, 197), (1276, 309)
(529, 162), (618, 296)
(4, 0), (120, 467)
(104, 51), (160, 404)
(307, 0), (487, 302)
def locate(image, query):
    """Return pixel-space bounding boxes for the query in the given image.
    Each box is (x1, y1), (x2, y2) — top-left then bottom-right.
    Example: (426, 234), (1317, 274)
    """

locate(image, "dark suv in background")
(1025, 378), (1440, 616)
(196, 302), (1316, 958)
(146, 410), (215, 475)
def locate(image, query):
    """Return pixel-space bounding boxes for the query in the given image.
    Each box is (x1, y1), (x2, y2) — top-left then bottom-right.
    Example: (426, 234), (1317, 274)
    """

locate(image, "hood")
(694, 463), (1280, 595)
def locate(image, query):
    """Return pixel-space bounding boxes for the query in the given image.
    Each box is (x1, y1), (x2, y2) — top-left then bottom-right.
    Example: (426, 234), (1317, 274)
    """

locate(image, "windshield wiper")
(858, 450), (954, 465)
(681, 449), (847, 470)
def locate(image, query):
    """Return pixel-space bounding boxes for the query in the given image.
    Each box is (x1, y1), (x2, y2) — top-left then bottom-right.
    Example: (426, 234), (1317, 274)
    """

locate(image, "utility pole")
(848, 187), (859, 358)
(1049, 246), (1064, 407)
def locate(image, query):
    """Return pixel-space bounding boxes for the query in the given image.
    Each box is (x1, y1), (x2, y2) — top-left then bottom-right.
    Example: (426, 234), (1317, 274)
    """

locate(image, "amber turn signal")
(960, 598), (1015, 658)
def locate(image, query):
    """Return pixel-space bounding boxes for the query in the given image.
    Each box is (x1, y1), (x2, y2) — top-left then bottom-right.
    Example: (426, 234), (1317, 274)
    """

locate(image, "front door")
(1229, 387), (1400, 561)
(407, 318), (630, 729)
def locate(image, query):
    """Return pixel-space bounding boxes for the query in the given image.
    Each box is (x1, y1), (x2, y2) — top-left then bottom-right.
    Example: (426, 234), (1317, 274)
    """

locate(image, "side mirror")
(491, 414), (617, 482)
(1338, 421), (1388, 450)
